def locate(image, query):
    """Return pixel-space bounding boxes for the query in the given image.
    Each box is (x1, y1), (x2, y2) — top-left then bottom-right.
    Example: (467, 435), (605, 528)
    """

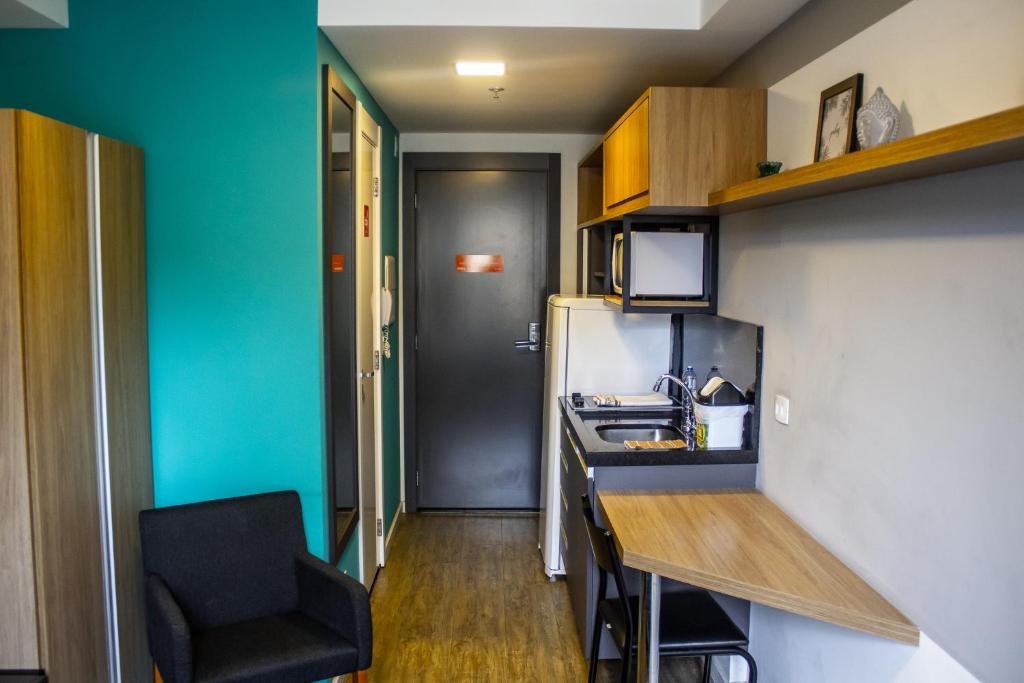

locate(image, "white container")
(693, 403), (749, 449)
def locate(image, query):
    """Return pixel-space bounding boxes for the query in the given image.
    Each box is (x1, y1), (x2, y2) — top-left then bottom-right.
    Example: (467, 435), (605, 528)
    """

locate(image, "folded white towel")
(593, 392), (673, 408)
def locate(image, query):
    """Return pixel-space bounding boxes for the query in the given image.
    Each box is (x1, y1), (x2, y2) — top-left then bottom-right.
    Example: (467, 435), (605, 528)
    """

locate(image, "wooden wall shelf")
(709, 105), (1024, 214)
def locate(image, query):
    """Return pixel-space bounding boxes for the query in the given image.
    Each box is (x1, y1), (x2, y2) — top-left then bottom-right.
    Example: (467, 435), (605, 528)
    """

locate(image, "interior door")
(355, 103), (381, 586)
(414, 168), (548, 509)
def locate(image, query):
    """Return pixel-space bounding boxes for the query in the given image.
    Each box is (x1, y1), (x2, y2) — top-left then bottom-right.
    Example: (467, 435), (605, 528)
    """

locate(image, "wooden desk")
(597, 490), (918, 682)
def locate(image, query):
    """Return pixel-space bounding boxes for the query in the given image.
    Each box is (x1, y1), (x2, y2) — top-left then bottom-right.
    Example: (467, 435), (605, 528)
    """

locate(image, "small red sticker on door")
(363, 205), (370, 238)
(455, 254), (504, 273)
(331, 254), (344, 272)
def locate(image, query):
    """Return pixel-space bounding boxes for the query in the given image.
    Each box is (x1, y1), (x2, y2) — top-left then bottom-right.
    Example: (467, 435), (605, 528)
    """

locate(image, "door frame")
(401, 153), (561, 511)
(355, 102), (385, 585)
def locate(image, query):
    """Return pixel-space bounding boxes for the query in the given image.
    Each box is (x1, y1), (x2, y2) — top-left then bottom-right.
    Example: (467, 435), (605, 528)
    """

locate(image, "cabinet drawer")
(604, 97), (650, 209)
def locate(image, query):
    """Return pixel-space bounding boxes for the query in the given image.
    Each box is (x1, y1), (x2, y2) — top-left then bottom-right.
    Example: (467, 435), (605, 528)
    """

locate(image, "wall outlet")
(774, 394), (790, 425)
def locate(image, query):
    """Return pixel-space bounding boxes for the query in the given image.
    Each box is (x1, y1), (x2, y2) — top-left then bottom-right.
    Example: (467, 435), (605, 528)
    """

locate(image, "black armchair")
(139, 491), (371, 683)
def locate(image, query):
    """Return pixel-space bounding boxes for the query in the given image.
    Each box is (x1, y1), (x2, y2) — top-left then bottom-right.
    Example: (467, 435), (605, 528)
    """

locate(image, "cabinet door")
(603, 97), (650, 209)
(561, 422), (592, 650)
(15, 110), (110, 682)
(97, 134), (153, 683)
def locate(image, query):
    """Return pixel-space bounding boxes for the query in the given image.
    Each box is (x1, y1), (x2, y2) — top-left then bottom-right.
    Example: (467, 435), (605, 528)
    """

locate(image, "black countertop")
(559, 398), (758, 468)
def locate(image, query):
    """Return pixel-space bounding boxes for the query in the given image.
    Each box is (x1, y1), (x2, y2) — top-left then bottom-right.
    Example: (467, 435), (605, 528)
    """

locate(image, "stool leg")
(702, 655), (713, 683)
(355, 670), (369, 683)
(588, 618), (603, 683)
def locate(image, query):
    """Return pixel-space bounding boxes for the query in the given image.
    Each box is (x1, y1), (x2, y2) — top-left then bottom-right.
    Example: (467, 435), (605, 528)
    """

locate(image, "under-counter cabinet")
(0, 110), (152, 682)
(578, 86), (766, 225)
(560, 421), (594, 654)
(559, 414), (757, 659)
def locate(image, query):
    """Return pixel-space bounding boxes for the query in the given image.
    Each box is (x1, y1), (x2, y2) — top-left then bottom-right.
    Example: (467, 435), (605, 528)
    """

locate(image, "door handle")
(359, 370), (375, 379)
(513, 322), (541, 352)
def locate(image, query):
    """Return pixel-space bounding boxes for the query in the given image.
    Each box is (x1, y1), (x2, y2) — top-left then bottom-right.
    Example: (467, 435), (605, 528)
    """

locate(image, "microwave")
(612, 231), (705, 297)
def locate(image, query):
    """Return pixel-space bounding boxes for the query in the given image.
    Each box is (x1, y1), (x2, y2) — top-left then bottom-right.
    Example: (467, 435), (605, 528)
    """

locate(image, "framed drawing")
(814, 73), (863, 161)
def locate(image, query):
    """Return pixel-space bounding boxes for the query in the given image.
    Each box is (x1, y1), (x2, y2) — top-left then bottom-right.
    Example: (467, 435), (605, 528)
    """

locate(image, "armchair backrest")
(139, 491), (307, 629)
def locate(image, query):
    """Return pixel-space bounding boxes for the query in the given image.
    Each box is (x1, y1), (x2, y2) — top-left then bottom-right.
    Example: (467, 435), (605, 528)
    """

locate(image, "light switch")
(774, 394), (790, 425)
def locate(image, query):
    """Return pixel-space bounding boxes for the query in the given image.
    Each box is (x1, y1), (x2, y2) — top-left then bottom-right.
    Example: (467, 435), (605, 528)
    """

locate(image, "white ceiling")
(320, 0), (810, 133)
(320, 0), (732, 31)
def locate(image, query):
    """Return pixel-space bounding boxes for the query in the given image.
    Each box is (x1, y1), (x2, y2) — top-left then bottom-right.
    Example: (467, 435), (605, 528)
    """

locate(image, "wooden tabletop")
(597, 490), (918, 644)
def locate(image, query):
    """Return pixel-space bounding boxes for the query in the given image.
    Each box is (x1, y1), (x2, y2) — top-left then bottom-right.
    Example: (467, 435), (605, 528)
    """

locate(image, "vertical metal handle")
(513, 322), (541, 351)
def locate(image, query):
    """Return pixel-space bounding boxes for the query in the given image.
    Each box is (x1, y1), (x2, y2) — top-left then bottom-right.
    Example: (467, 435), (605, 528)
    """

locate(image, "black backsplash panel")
(671, 314), (764, 452)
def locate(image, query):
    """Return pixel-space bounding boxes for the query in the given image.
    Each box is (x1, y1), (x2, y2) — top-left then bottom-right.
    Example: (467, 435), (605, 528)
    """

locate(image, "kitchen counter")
(559, 398), (758, 468)
(597, 489), (918, 645)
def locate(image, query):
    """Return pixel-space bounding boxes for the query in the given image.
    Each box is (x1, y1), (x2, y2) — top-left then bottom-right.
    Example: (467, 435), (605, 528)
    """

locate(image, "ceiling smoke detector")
(489, 87), (505, 100)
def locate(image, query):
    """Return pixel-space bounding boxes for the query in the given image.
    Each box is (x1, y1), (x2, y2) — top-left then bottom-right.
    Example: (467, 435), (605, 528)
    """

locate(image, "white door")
(355, 103), (383, 586)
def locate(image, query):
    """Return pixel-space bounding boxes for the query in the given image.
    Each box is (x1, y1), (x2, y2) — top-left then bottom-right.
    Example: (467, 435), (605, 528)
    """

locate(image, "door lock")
(513, 322), (541, 352)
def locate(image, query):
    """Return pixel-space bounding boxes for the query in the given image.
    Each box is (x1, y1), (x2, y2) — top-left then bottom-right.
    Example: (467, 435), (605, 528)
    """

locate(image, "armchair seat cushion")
(193, 612), (359, 683)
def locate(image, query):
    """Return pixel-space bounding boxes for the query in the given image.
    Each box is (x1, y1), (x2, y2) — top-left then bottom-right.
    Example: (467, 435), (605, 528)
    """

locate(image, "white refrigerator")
(539, 296), (671, 576)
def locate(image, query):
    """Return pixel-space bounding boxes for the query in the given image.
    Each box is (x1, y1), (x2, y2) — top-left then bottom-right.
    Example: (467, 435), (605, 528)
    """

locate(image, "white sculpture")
(856, 87), (901, 149)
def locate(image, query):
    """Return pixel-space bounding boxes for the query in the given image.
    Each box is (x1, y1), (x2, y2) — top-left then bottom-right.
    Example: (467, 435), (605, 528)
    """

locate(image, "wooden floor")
(360, 513), (704, 682)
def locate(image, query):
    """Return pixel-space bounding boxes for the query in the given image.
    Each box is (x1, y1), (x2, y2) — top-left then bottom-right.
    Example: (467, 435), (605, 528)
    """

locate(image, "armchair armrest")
(295, 552), (372, 670)
(145, 575), (193, 683)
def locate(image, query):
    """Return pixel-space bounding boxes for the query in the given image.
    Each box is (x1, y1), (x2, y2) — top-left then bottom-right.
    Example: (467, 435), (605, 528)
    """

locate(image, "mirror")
(323, 66), (359, 562)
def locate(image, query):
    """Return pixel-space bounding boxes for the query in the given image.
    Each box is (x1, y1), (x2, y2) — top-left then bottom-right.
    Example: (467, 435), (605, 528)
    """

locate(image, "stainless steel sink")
(595, 424), (685, 444)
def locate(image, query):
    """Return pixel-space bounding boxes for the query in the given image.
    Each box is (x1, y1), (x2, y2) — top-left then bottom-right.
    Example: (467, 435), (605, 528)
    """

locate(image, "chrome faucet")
(653, 373), (687, 394)
(653, 373), (697, 437)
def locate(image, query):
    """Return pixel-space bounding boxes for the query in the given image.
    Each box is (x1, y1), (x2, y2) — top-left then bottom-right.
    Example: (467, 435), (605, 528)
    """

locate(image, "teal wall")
(317, 33), (403, 570)
(0, 2), (402, 563)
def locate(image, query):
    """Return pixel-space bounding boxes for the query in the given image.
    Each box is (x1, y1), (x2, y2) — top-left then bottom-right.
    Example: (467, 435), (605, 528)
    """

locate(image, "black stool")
(581, 495), (757, 683)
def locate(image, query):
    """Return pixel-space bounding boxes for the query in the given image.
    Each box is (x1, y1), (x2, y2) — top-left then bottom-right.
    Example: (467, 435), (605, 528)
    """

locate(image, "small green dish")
(757, 161), (783, 177)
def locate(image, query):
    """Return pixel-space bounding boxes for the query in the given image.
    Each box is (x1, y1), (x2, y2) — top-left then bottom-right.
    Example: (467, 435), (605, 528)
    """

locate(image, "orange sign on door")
(363, 205), (370, 238)
(330, 254), (345, 272)
(455, 254), (504, 273)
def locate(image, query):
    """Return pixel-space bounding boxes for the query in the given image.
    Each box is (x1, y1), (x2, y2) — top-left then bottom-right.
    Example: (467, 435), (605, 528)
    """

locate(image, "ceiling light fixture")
(455, 61), (506, 76)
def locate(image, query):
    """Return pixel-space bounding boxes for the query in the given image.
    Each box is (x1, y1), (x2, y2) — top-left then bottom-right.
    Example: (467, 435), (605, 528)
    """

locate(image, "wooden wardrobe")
(1, 110), (153, 683)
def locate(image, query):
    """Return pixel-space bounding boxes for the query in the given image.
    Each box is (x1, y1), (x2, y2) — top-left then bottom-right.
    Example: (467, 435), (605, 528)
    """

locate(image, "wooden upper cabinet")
(604, 96), (650, 209)
(582, 86), (766, 224)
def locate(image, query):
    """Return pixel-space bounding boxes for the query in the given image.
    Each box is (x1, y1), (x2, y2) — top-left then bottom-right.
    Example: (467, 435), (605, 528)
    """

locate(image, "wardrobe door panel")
(0, 110), (40, 669)
(98, 134), (153, 682)
(17, 110), (109, 683)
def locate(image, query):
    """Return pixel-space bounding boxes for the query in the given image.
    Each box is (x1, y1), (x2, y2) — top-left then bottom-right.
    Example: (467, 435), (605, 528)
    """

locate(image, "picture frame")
(813, 73), (863, 162)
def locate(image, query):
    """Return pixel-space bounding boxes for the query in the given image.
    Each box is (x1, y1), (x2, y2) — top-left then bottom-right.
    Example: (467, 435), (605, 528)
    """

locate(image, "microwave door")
(632, 232), (704, 297)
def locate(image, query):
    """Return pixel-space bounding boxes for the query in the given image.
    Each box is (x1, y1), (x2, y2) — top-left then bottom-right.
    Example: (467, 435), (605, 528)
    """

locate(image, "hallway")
(365, 514), (703, 682)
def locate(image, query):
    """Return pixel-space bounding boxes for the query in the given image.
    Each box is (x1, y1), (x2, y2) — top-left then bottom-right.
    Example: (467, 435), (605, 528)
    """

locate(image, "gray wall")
(718, 161), (1024, 682)
(711, 0), (912, 87)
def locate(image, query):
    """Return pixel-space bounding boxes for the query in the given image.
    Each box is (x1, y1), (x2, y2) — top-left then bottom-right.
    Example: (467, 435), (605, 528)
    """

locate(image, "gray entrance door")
(414, 168), (549, 508)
